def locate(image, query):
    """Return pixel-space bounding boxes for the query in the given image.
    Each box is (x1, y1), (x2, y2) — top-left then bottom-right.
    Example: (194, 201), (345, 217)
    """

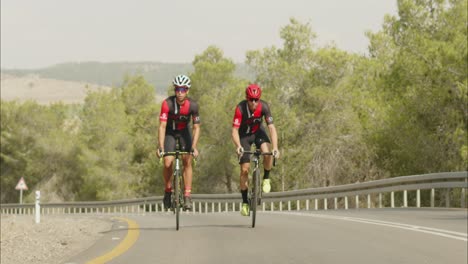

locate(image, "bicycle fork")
(172, 158), (184, 209)
(250, 158), (263, 206)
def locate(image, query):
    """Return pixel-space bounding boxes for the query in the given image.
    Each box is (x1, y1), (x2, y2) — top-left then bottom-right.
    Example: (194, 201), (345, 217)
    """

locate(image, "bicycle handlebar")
(159, 150), (197, 166)
(238, 150), (277, 167)
(162, 151), (194, 156)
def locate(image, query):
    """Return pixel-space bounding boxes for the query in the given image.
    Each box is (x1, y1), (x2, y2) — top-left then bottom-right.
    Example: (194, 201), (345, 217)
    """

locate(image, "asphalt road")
(65, 208), (467, 264)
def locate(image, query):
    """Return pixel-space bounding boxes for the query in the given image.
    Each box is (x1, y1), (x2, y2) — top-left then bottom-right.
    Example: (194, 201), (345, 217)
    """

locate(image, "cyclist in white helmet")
(157, 74), (200, 211)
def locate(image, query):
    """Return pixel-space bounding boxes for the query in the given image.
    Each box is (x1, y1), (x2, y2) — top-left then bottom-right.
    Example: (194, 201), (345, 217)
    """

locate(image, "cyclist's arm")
(232, 106), (243, 150)
(267, 123), (279, 156)
(190, 100), (201, 156)
(191, 123), (200, 153)
(158, 121), (167, 152)
(232, 127), (241, 149)
(158, 100), (170, 153)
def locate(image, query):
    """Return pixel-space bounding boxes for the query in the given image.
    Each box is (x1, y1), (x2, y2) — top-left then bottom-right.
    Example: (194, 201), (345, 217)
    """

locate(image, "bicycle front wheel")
(174, 171), (180, 230)
(251, 168), (260, 228)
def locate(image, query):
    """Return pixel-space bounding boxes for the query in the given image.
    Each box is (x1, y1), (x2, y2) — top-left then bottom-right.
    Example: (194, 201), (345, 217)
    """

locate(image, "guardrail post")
(391, 192), (395, 208)
(431, 189), (435, 207)
(345, 196), (348, 210)
(280, 201), (283, 211)
(288, 201), (291, 211)
(314, 199), (318, 210)
(367, 194), (371, 209)
(324, 199), (327, 210)
(355, 195), (359, 209)
(403, 190), (408, 207)
(334, 197), (338, 210)
(416, 189), (421, 208)
(445, 189), (450, 208)
(35, 190), (40, 224)
(462, 182), (466, 208)
(271, 202), (274, 211)
(379, 193), (382, 208)
(305, 200), (309, 211)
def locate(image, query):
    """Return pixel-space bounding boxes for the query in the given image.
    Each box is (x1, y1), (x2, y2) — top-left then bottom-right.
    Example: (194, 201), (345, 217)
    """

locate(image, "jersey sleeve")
(262, 101), (274, 125)
(159, 100), (169, 122)
(191, 100), (201, 124)
(232, 106), (242, 128)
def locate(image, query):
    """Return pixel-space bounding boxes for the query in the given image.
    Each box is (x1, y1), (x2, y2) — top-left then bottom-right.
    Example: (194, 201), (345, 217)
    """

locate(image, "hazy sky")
(1, 0), (398, 69)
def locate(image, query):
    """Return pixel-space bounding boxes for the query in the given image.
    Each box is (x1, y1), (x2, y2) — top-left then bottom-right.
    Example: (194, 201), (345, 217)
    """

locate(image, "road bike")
(241, 149), (276, 228)
(160, 137), (195, 231)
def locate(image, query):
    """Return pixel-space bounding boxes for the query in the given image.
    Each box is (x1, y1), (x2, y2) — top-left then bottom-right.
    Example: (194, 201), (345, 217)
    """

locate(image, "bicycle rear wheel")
(174, 171), (180, 230)
(251, 168), (260, 228)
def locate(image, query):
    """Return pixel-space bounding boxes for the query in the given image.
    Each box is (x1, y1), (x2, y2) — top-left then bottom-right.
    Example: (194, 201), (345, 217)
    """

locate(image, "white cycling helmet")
(173, 74), (191, 88)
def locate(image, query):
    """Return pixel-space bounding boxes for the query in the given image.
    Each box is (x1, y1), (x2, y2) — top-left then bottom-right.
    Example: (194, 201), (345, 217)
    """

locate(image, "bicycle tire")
(174, 170), (180, 230)
(251, 168), (260, 228)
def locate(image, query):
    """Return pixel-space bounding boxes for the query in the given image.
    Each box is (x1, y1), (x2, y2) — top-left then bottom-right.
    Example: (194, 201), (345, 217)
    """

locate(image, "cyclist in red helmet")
(157, 74), (200, 211)
(231, 84), (280, 216)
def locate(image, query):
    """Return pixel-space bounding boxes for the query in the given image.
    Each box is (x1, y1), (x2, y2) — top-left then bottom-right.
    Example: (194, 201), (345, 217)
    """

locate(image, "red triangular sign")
(15, 177), (28, 190)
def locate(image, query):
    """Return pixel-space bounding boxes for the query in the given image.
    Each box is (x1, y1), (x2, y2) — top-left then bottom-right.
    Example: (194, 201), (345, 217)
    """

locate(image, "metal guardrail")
(1, 171), (467, 215)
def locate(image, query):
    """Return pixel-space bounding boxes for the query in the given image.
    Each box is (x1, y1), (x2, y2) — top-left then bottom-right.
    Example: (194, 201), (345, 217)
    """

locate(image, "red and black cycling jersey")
(159, 96), (200, 132)
(232, 99), (274, 136)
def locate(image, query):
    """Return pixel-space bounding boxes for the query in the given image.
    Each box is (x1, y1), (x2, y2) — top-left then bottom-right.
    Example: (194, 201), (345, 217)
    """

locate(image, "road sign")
(15, 177), (28, 190)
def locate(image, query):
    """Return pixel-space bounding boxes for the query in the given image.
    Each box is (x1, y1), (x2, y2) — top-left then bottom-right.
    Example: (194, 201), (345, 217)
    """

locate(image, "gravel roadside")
(1, 214), (113, 264)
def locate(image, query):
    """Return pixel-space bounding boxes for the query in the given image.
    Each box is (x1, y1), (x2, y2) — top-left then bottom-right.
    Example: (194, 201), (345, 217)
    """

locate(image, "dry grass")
(1, 74), (111, 105)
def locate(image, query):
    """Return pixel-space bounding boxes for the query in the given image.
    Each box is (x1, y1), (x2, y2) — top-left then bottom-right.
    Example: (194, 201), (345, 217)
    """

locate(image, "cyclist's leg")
(180, 130), (193, 210)
(260, 142), (273, 170)
(239, 135), (253, 216)
(182, 155), (193, 195)
(255, 129), (272, 193)
(239, 162), (250, 192)
(240, 162), (250, 216)
(163, 134), (176, 208)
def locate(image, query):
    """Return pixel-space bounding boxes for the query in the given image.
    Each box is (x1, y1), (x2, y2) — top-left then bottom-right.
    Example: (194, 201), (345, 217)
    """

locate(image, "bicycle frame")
(162, 147), (193, 231)
(241, 149), (275, 228)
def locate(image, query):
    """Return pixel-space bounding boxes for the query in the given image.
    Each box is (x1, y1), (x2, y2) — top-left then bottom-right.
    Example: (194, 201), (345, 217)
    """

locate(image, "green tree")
(77, 89), (135, 200)
(365, 0), (467, 175)
(0, 101), (83, 203)
(246, 18), (383, 190)
(189, 46), (243, 193)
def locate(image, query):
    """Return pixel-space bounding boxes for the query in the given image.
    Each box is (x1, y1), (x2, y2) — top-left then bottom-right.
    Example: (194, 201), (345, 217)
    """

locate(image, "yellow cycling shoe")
(241, 203), (250, 216)
(262, 179), (271, 193)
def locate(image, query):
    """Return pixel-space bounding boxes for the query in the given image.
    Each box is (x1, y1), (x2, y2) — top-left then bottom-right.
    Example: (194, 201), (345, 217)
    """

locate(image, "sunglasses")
(248, 98), (259, 102)
(175, 87), (188, 93)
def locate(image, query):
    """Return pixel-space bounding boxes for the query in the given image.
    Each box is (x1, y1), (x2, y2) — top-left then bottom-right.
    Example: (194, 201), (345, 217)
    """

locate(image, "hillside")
(0, 74), (112, 105)
(1, 61), (254, 95)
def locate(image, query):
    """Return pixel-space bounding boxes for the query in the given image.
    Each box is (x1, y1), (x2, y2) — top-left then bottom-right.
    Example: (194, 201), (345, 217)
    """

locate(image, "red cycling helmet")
(245, 84), (262, 99)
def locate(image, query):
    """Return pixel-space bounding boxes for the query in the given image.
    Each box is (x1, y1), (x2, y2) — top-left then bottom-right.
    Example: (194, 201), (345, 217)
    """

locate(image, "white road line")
(346, 217), (467, 237)
(267, 211), (467, 242)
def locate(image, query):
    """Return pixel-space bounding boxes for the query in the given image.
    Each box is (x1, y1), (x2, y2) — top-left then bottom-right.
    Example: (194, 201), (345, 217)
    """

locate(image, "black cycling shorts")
(239, 128), (271, 164)
(164, 129), (192, 154)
